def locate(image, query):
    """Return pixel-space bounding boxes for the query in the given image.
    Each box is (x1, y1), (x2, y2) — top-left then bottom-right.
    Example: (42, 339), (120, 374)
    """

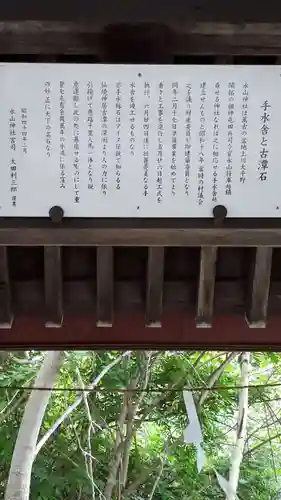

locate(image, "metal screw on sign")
(49, 205), (64, 224)
(213, 204), (227, 227)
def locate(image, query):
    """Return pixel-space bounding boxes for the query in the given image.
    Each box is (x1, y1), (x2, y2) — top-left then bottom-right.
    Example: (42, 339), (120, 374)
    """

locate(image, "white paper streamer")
(182, 390), (240, 498)
(182, 390), (206, 472)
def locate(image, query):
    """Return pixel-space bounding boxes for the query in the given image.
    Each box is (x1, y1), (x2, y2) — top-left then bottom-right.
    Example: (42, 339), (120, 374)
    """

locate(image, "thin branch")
(35, 350), (131, 457)
(103, 353), (131, 500)
(119, 383), (137, 490)
(227, 352), (250, 500)
(121, 353), (153, 490)
(265, 405), (278, 482)
(193, 351), (207, 368)
(123, 462), (161, 498)
(244, 431), (281, 457)
(148, 459), (165, 500)
(0, 374), (36, 417)
(197, 352), (237, 409)
(138, 369), (190, 424)
(104, 352), (153, 499)
(0, 392), (26, 425)
(76, 368), (96, 500)
(123, 437), (182, 497)
(9, 354), (43, 365)
(68, 407), (104, 500)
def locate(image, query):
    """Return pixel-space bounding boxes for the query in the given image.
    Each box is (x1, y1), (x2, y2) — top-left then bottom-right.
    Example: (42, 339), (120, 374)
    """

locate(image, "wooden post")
(196, 246), (217, 327)
(246, 247), (272, 327)
(44, 246), (63, 327)
(146, 247), (164, 327)
(0, 247), (13, 328)
(96, 246), (114, 326)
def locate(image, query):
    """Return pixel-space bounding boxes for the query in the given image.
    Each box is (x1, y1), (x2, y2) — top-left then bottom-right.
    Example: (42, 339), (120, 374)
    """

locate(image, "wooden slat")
(1, 2), (281, 24)
(96, 246), (114, 326)
(2, 226), (281, 247)
(2, 31), (281, 56)
(44, 246), (63, 327)
(215, 55), (233, 63)
(246, 247), (272, 328)
(146, 247), (164, 327)
(196, 246), (217, 327)
(0, 247), (12, 328)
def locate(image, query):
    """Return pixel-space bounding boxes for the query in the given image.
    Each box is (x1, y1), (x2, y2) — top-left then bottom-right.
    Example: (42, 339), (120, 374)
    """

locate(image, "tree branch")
(5, 351), (64, 500)
(123, 437), (182, 498)
(103, 393), (128, 500)
(35, 350), (131, 457)
(76, 368), (96, 500)
(227, 352), (250, 500)
(0, 392), (27, 426)
(244, 431), (281, 458)
(148, 459), (165, 500)
(197, 352), (237, 410)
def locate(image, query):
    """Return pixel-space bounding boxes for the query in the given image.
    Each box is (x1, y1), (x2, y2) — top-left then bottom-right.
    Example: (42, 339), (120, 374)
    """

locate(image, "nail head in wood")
(213, 205), (227, 221)
(49, 205), (64, 223)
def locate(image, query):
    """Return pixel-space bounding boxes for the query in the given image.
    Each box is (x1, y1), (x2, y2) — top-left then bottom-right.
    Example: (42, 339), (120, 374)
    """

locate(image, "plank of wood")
(1, 226), (281, 247)
(196, 246), (217, 327)
(96, 246), (114, 326)
(0, 247), (13, 328)
(146, 247), (164, 327)
(246, 247), (272, 328)
(0, 2), (280, 24)
(1, 20), (281, 55)
(44, 246), (63, 327)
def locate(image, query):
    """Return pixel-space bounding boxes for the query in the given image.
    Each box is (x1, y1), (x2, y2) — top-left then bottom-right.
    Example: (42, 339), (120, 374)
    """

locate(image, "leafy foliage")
(1, 350), (281, 499)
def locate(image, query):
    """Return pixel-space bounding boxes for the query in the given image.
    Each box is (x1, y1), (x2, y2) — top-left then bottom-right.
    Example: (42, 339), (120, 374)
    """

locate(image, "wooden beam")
(215, 55), (233, 63)
(0, 1), (281, 24)
(0, 247), (12, 328)
(96, 246), (114, 326)
(246, 247), (272, 327)
(44, 246), (63, 327)
(2, 311), (281, 351)
(146, 247), (164, 327)
(1, 21), (281, 56)
(1, 226), (281, 247)
(196, 247), (217, 327)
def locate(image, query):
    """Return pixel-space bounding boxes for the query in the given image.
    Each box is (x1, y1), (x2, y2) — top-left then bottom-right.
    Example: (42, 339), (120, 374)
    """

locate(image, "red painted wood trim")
(1, 313), (281, 350)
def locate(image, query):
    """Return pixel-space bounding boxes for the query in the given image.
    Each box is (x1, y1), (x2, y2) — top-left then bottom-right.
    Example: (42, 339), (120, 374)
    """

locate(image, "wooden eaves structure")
(1, 0), (281, 350)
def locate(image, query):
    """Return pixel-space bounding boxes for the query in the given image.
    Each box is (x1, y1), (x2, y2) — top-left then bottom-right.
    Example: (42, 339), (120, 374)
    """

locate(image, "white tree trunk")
(227, 352), (250, 500)
(5, 351), (64, 500)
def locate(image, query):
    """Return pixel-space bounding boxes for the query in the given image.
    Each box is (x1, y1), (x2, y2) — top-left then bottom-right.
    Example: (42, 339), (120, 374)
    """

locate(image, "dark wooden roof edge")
(1, 0), (281, 24)
(3, 21), (281, 35)
(0, 244), (280, 348)
(2, 20), (281, 57)
(1, 314), (281, 351)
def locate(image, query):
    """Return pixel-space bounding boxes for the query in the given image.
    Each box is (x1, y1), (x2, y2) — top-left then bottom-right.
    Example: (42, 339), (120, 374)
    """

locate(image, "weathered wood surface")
(0, 247), (12, 327)
(1, 226), (281, 246)
(0, 245), (280, 316)
(96, 246), (114, 326)
(196, 247), (217, 327)
(146, 247), (164, 326)
(44, 246), (63, 327)
(246, 247), (273, 327)
(1, 1), (281, 23)
(0, 245), (279, 347)
(1, 18), (281, 55)
(0, 3), (281, 349)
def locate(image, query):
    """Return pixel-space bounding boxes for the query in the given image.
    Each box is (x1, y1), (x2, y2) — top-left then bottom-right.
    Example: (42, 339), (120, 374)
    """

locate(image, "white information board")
(0, 63), (281, 218)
